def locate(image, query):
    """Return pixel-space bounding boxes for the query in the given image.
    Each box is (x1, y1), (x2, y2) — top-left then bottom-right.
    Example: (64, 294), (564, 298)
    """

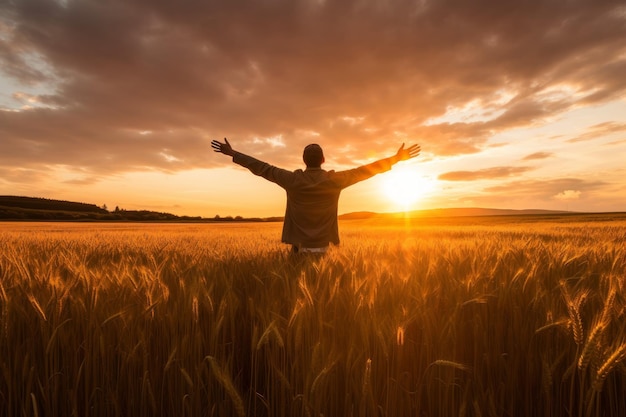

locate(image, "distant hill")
(338, 207), (572, 220)
(0, 196), (194, 221)
(0, 195), (107, 213)
(412, 207), (573, 217)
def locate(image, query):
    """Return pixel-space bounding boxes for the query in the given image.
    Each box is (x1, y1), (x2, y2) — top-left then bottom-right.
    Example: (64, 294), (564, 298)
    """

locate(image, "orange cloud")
(522, 151), (553, 160)
(554, 190), (582, 201)
(483, 178), (607, 201)
(439, 166), (533, 181)
(567, 122), (626, 143)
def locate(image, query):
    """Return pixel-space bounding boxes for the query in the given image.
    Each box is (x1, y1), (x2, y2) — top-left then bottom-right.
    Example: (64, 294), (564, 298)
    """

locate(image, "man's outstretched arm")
(211, 138), (295, 188)
(336, 142), (421, 188)
(365, 142), (421, 174)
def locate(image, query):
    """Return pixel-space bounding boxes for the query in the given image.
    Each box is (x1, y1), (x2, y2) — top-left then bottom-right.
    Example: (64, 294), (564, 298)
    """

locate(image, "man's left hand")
(394, 143), (421, 162)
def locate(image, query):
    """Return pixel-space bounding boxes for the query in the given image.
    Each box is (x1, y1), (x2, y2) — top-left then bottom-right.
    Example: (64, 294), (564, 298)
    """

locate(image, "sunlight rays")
(380, 165), (437, 211)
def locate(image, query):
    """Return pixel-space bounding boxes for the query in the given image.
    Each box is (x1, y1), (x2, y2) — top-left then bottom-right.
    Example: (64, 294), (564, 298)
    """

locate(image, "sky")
(1, 0), (626, 217)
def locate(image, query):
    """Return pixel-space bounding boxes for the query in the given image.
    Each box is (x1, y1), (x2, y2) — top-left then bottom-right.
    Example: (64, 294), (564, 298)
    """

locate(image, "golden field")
(1, 216), (625, 416)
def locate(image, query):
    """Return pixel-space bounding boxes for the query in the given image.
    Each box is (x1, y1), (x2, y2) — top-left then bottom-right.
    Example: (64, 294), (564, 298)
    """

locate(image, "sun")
(380, 166), (435, 211)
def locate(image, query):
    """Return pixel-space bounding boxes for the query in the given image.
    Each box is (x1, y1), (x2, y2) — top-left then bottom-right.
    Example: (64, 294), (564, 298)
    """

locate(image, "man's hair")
(303, 144), (324, 167)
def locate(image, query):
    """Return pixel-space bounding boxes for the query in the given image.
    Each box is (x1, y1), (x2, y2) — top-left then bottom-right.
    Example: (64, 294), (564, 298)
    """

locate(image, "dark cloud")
(439, 166), (533, 181)
(1, 0), (625, 178)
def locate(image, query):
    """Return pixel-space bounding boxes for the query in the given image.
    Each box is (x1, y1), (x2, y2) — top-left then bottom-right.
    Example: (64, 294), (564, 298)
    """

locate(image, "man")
(211, 138), (421, 253)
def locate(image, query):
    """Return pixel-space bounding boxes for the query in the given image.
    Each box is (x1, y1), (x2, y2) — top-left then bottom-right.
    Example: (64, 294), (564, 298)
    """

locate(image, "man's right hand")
(211, 138), (234, 156)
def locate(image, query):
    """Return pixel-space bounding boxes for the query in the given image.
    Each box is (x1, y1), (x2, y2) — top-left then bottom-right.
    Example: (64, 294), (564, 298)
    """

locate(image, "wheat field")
(1, 217), (625, 416)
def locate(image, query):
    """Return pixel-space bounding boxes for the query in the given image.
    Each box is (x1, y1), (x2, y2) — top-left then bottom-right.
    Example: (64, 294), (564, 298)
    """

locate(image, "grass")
(0, 216), (625, 416)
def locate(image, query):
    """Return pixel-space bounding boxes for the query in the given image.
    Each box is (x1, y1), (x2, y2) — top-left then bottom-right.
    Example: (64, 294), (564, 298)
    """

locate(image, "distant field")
(1, 216), (625, 416)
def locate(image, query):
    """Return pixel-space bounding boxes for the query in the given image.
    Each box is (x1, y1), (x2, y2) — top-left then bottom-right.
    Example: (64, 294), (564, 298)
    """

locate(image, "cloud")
(567, 122), (626, 143)
(0, 0), (625, 181)
(554, 189), (582, 200)
(522, 151), (553, 160)
(0, 167), (51, 184)
(448, 177), (611, 210)
(439, 166), (533, 181)
(483, 178), (607, 201)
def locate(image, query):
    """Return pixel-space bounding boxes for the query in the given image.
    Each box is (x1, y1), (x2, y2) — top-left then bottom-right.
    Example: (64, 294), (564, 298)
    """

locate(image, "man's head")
(303, 144), (325, 168)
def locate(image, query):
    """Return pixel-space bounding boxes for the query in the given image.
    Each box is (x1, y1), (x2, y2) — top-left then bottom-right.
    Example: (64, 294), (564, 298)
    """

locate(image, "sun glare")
(380, 167), (435, 211)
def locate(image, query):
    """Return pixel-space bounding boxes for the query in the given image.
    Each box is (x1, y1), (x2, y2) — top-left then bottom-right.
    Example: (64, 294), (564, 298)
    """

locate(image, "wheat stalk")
(578, 321), (607, 371)
(593, 343), (626, 392)
(206, 356), (245, 417)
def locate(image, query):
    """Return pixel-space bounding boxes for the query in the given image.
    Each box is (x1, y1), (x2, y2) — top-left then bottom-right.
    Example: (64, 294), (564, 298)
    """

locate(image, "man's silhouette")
(211, 138), (421, 253)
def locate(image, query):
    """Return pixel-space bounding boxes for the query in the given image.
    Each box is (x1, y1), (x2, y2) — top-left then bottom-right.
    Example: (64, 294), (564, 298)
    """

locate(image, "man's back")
(282, 167), (344, 248)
